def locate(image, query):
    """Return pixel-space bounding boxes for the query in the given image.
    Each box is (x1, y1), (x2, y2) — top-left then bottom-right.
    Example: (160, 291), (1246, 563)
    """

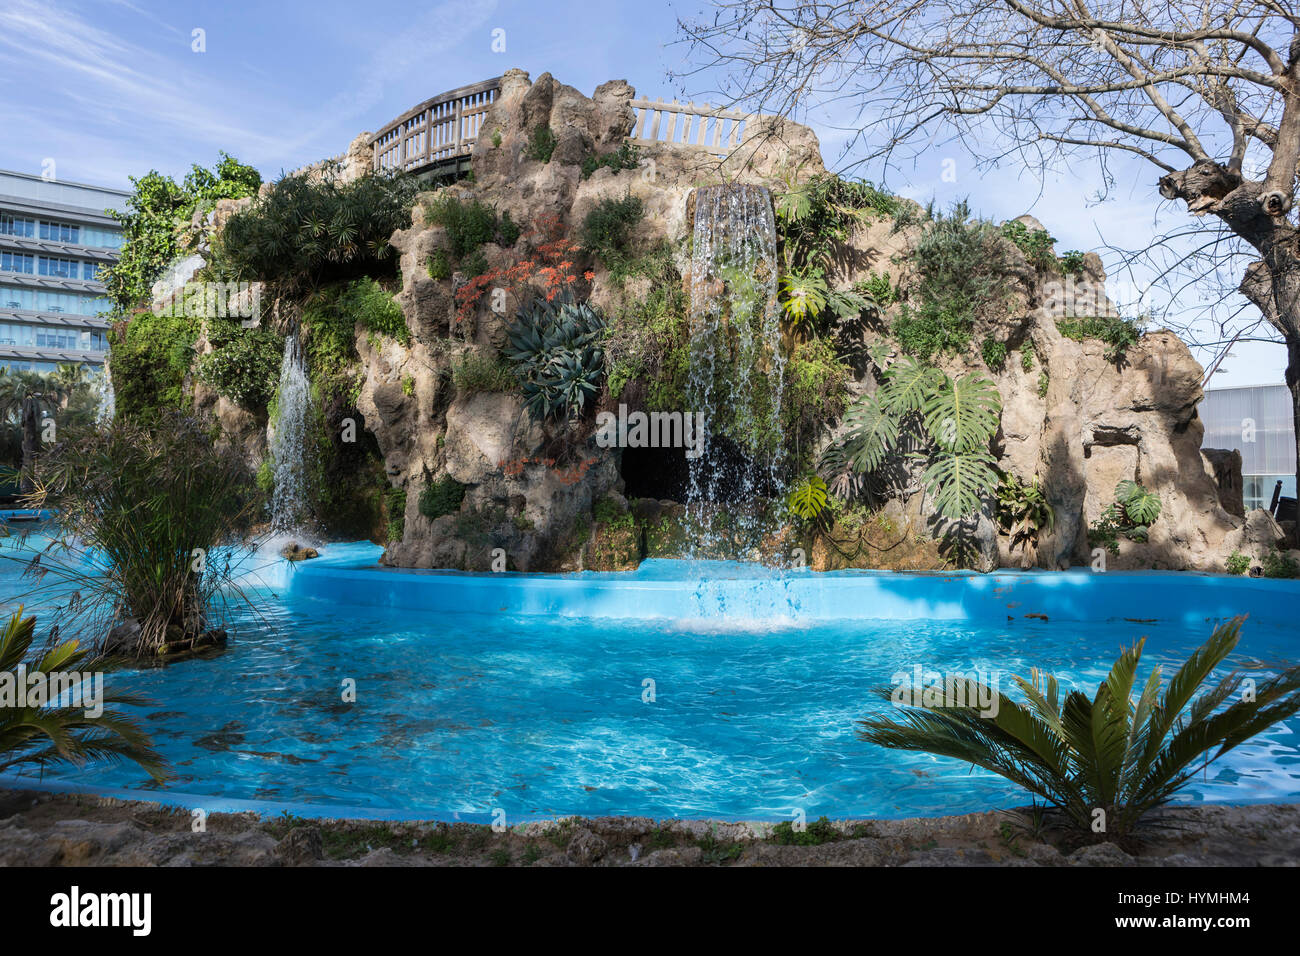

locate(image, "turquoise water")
(2, 533), (1299, 821)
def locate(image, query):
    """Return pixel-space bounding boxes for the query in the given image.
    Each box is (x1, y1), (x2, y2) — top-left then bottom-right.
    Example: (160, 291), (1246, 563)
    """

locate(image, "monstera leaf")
(834, 392), (902, 474)
(921, 372), (1002, 453)
(787, 475), (829, 520)
(921, 449), (1000, 521)
(1116, 480), (1162, 526)
(879, 356), (943, 415)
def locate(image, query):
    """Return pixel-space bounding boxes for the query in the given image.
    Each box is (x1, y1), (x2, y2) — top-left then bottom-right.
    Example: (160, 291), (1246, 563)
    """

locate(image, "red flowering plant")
(453, 214), (596, 325)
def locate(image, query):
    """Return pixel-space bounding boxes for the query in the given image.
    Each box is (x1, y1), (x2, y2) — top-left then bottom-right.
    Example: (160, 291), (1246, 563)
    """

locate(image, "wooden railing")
(629, 98), (756, 154)
(370, 82), (761, 176)
(371, 77), (502, 174)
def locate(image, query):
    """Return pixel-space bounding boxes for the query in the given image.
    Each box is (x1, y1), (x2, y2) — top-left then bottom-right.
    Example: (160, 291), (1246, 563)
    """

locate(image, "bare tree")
(678, 0), (1300, 524)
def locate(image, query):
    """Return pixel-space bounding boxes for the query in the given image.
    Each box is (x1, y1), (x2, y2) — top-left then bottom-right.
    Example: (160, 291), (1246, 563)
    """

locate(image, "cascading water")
(686, 184), (786, 558)
(269, 331), (313, 533)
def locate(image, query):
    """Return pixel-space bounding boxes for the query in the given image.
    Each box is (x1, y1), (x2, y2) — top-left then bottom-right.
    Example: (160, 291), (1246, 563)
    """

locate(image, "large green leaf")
(879, 356), (942, 414)
(921, 371), (1002, 453)
(837, 393), (901, 474)
(920, 449), (999, 520)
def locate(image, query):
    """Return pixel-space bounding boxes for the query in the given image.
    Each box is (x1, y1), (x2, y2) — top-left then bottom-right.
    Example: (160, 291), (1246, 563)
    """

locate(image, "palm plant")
(0, 608), (164, 780)
(859, 617), (1300, 841)
(0, 370), (68, 492)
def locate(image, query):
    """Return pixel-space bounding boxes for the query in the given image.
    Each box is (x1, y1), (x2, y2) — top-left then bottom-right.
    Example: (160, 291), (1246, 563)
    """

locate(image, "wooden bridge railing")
(370, 82), (761, 176)
(371, 77), (502, 175)
(629, 98), (756, 155)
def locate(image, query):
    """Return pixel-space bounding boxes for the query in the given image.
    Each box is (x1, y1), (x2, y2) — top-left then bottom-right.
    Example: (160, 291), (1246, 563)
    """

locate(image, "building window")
(0, 214), (35, 238)
(38, 256), (82, 278)
(1, 252), (34, 274)
(82, 261), (100, 280)
(38, 220), (80, 243)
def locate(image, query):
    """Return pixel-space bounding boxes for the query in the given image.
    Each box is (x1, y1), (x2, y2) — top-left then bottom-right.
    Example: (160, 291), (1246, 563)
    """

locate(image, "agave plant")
(504, 296), (606, 422)
(859, 617), (1300, 841)
(0, 609), (165, 780)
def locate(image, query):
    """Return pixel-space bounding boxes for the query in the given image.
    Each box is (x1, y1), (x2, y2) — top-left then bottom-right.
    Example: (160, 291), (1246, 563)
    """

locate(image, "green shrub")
(419, 476), (466, 520)
(524, 126), (557, 163)
(1262, 549), (1300, 579)
(892, 202), (1009, 360)
(981, 337), (1008, 370)
(109, 312), (200, 419)
(1056, 315), (1142, 363)
(452, 351), (515, 394)
(461, 249), (489, 279)
(196, 322), (283, 408)
(421, 194), (500, 257)
(427, 249), (451, 281)
(775, 173), (898, 273)
(1000, 220), (1056, 269)
(995, 472), (1054, 553)
(580, 141), (641, 179)
(1088, 480), (1162, 554)
(385, 487), (406, 542)
(1225, 551), (1251, 575)
(1037, 369), (1049, 397)
(340, 278), (408, 345)
(856, 272), (896, 307)
(505, 296), (606, 421)
(1059, 249), (1086, 274)
(1020, 340), (1036, 371)
(580, 194), (644, 268)
(212, 171), (417, 295)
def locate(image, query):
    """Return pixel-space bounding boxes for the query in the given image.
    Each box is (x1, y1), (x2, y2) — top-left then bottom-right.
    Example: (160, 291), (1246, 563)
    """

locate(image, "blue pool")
(2, 536), (1299, 821)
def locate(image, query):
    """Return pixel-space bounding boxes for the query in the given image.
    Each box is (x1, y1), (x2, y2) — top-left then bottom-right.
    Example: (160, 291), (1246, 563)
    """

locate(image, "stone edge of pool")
(282, 554), (1300, 628)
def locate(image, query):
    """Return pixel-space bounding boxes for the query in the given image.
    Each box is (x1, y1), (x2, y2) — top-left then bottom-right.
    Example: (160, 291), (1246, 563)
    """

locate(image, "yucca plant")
(859, 617), (1300, 842)
(0, 609), (165, 780)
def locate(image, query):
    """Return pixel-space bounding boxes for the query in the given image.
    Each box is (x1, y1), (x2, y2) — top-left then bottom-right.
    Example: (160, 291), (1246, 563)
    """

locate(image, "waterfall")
(269, 331), (313, 533)
(686, 184), (786, 557)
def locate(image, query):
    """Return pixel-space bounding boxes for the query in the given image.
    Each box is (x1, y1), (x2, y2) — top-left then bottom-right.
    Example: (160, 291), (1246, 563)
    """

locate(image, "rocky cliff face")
(221, 69), (1291, 574)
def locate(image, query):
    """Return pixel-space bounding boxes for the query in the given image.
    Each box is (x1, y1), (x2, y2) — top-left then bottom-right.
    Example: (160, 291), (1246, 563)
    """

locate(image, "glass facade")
(0, 169), (128, 371)
(1201, 384), (1297, 511)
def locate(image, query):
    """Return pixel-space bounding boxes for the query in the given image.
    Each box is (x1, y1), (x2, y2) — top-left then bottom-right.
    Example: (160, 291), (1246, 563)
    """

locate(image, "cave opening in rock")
(618, 436), (782, 503)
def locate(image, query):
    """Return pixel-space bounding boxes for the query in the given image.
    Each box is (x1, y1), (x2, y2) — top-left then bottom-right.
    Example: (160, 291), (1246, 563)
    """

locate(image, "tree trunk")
(19, 395), (37, 495)
(1289, 339), (1300, 546)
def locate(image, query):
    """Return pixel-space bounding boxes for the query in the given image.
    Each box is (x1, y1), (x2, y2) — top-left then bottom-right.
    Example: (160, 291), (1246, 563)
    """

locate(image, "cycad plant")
(0, 609), (164, 780)
(822, 356), (1002, 523)
(859, 617), (1300, 842)
(505, 296), (606, 422)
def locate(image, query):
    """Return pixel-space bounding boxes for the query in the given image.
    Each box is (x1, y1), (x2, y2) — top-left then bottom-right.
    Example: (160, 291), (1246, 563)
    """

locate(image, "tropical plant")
(981, 336), (1008, 370)
(17, 412), (260, 657)
(1224, 551), (1251, 576)
(824, 357), (1002, 523)
(0, 371), (68, 491)
(211, 170), (418, 296)
(0, 609), (165, 780)
(1058, 250), (1086, 275)
(787, 474), (829, 521)
(505, 296), (607, 421)
(995, 471), (1055, 555)
(774, 171), (897, 273)
(1089, 480), (1162, 553)
(778, 270), (829, 328)
(859, 617), (1300, 842)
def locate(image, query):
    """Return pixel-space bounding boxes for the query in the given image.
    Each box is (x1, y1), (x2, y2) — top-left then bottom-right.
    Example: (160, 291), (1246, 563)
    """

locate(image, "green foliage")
(1089, 480), (1162, 553)
(893, 202), (1009, 360)
(421, 193), (518, 260)
(787, 474), (829, 521)
(101, 153), (261, 314)
(778, 270), (828, 328)
(505, 296), (606, 421)
(995, 472), (1055, 552)
(981, 336), (1008, 370)
(1262, 549), (1300, 578)
(775, 172), (898, 273)
(491, 129), (503, 149)
(580, 194), (644, 268)
(1037, 370), (1050, 397)
(385, 487), (406, 543)
(1225, 551), (1251, 576)
(603, 244), (690, 409)
(109, 312), (200, 419)
(427, 249), (452, 281)
(999, 220), (1056, 269)
(580, 141), (641, 179)
(24, 412), (259, 655)
(1059, 250), (1086, 274)
(1020, 340), (1036, 371)
(783, 336), (850, 457)
(826, 357), (1002, 523)
(859, 617), (1300, 841)
(419, 476), (467, 520)
(1056, 315), (1142, 363)
(211, 170), (417, 295)
(0, 609), (164, 780)
(770, 817), (840, 846)
(524, 125), (558, 163)
(452, 350), (515, 394)
(856, 272), (896, 307)
(195, 322), (283, 408)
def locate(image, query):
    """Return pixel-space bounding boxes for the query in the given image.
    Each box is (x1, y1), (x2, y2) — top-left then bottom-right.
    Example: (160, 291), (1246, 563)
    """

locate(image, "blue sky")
(0, 0), (1285, 388)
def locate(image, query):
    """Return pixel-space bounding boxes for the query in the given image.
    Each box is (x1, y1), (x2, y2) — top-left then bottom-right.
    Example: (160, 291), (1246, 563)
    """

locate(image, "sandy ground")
(1, 789), (1297, 866)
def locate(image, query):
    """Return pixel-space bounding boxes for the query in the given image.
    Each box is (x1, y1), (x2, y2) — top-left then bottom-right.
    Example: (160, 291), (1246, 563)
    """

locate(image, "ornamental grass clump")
(15, 412), (260, 658)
